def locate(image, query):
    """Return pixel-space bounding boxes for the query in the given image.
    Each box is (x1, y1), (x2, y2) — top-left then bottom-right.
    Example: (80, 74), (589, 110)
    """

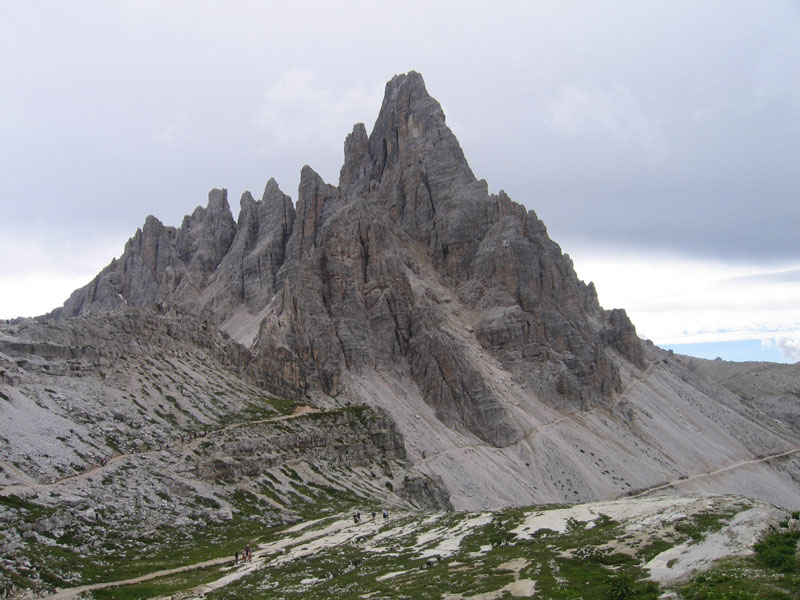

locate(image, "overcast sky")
(1, 1), (798, 362)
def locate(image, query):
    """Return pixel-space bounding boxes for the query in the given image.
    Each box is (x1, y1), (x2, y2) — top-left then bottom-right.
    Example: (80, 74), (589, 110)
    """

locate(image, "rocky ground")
(19, 493), (799, 600)
(3, 312), (800, 599)
(0, 313), (447, 597)
(22, 70), (800, 514)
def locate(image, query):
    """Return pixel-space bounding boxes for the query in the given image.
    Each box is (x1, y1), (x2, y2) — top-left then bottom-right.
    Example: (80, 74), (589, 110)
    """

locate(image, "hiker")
(353, 512), (359, 524)
(234, 550), (239, 565)
(371, 511), (376, 521)
(382, 509), (388, 520)
(245, 544), (252, 561)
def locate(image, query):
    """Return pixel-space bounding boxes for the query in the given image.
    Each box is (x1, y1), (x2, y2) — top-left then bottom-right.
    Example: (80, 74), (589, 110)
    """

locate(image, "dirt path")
(38, 555), (232, 600)
(39, 512), (365, 600)
(215, 404), (317, 434)
(0, 405), (318, 496)
(633, 446), (800, 498)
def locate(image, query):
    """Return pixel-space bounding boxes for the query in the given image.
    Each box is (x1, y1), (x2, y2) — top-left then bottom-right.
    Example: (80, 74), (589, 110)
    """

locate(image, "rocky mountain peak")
(292, 165), (341, 256)
(49, 71), (646, 449)
(339, 122), (370, 196)
(262, 177), (284, 203)
(257, 178), (296, 238)
(176, 188), (237, 289)
(366, 71), (475, 201)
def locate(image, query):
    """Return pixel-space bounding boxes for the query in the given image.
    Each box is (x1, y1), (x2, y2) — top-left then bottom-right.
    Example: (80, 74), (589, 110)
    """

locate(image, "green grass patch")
(754, 529), (800, 573)
(0, 494), (56, 522)
(194, 495), (221, 509)
(199, 507), (661, 600)
(262, 395), (297, 415)
(281, 466), (302, 482)
(677, 518), (800, 600)
(677, 556), (793, 599)
(104, 434), (122, 454)
(90, 562), (227, 600)
(154, 409), (178, 428)
(18, 504), (284, 591)
(673, 508), (741, 542)
(637, 536), (674, 562)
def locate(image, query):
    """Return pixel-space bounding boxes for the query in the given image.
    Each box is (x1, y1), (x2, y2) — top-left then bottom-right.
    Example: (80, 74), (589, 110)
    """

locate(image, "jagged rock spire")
(369, 71), (475, 190)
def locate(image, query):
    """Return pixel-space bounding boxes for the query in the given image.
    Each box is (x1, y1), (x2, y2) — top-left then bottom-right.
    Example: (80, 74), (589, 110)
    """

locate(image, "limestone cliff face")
(204, 180), (296, 315)
(52, 184), (295, 321)
(50, 71), (644, 450)
(253, 72), (644, 447)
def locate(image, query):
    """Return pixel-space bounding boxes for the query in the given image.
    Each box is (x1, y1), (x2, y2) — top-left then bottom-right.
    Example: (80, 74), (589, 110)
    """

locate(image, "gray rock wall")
(49, 71), (644, 449)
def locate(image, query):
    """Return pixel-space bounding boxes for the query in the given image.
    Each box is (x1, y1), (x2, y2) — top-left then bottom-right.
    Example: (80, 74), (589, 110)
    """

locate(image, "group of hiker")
(234, 544), (253, 565)
(353, 509), (389, 524)
(180, 429), (207, 444)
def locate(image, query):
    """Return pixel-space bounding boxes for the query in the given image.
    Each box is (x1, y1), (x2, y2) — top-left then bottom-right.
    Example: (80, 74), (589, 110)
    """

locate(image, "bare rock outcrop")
(203, 180), (296, 315)
(50, 184), (293, 324)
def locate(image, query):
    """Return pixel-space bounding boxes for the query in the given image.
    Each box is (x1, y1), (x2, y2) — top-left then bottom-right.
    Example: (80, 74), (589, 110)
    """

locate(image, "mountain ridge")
(40, 71), (800, 512)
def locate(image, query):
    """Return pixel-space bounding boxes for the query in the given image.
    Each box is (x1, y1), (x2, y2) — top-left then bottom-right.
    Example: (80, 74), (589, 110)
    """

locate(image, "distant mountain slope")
(688, 356), (800, 434)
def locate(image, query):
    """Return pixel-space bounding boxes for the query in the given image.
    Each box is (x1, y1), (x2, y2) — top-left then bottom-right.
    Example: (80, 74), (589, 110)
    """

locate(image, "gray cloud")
(776, 338), (800, 362)
(0, 1), (798, 319)
(724, 269), (800, 285)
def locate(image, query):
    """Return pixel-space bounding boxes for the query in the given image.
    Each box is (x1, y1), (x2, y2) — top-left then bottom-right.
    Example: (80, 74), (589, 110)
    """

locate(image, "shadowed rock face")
(49, 71), (643, 449)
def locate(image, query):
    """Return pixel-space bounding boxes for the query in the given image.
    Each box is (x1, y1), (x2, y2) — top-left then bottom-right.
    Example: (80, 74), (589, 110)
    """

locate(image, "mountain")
(43, 71), (800, 512)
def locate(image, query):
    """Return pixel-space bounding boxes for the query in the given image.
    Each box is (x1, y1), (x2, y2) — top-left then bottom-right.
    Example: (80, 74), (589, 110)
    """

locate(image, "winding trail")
(0, 405), (318, 496)
(38, 512), (375, 600)
(39, 556), (232, 600)
(417, 415), (571, 468)
(632, 446), (800, 498)
(618, 360), (656, 398)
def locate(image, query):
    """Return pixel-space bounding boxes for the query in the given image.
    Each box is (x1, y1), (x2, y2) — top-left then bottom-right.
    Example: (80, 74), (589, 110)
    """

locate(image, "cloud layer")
(0, 1), (797, 362)
(569, 248), (800, 362)
(548, 84), (668, 164)
(255, 70), (382, 152)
